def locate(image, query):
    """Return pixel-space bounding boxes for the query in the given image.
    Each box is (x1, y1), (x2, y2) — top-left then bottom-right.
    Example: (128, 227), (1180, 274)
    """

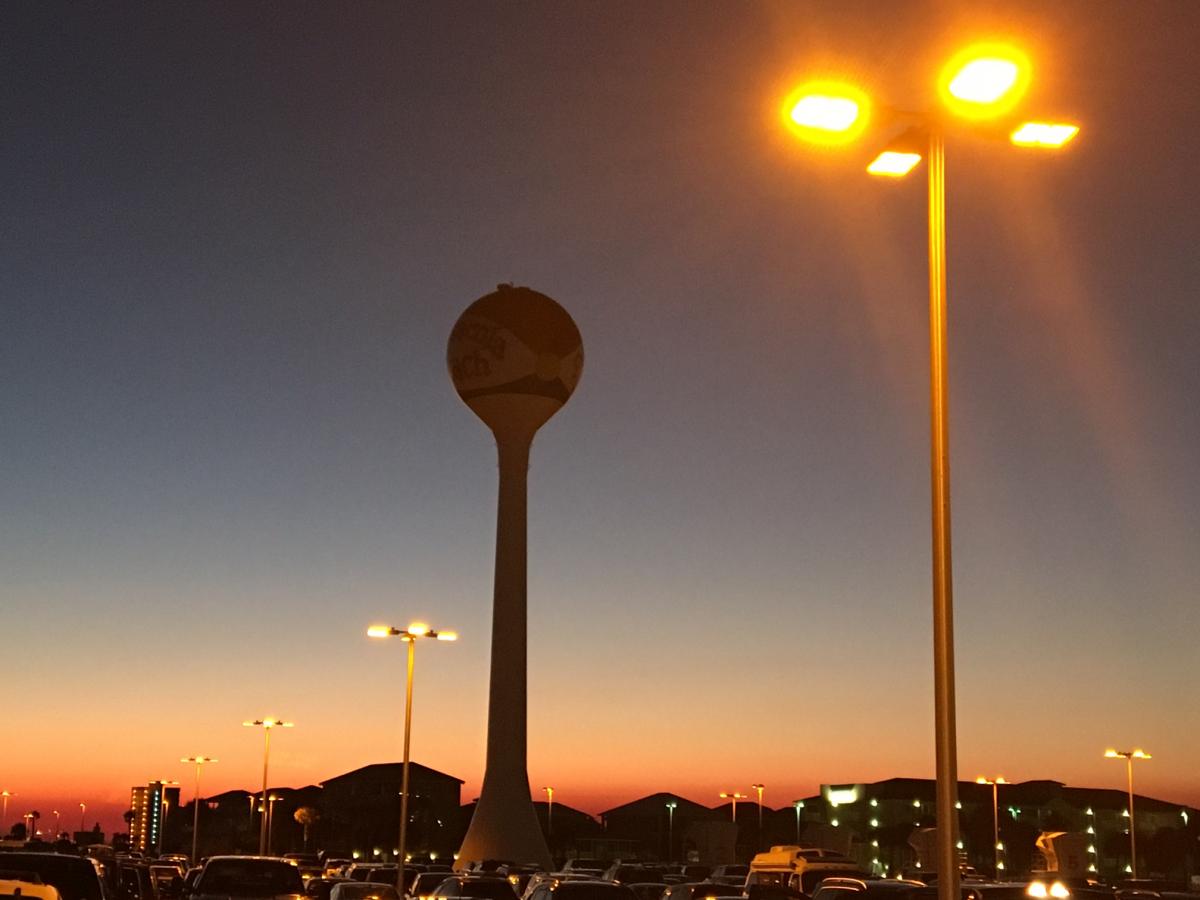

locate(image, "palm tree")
(293, 807), (320, 850)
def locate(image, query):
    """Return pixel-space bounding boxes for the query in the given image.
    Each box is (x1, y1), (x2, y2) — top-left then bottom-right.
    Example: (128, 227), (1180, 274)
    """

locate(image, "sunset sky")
(3, 2), (1198, 835)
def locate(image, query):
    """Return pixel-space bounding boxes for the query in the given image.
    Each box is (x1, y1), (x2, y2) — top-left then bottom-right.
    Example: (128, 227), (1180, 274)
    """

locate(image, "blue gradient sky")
(2, 2), (1198, 833)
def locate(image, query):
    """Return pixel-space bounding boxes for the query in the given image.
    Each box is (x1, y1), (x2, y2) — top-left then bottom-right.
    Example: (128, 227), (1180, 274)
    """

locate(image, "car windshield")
(0, 855), (103, 900)
(198, 860), (304, 896)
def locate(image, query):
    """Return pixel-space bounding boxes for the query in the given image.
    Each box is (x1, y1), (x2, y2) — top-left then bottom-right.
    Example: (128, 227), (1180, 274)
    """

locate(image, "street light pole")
(266, 795), (282, 855)
(1, 792), (13, 833)
(542, 787), (554, 849)
(79, 802), (86, 834)
(1106, 749), (1151, 878)
(782, 49), (1077, 900)
(719, 792), (747, 823)
(368, 622), (458, 894)
(751, 784), (765, 847)
(976, 777), (1007, 877)
(182, 756), (218, 864)
(926, 126), (962, 900)
(243, 718), (294, 855)
(793, 801), (803, 844)
(666, 801), (677, 860)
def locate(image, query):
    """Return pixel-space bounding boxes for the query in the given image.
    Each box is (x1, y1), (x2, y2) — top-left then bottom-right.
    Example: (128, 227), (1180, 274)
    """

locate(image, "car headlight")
(1049, 884), (1070, 899)
(1026, 884), (1048, 899)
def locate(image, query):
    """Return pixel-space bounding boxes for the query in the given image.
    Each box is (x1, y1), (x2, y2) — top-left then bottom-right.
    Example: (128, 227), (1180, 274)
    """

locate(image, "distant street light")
(182, 756), (218, 864)
(782, 42), (1077, 900)
(665, 801), (678, 861)
(243, 718), (294, 854)
(720, 792), (748, 823)
(1105, 748), (1151, 877)
(266, 794), (283, 854)
(976, 776), (1008, 877)
(78, 802), (86, 834)
(368, 622), (457, 892)
(542, 787), (555, 846)
(751, 784), (766, 844)
(792, 801), (804, 844)
(1, 792), (14, 832)
(53, 809), (61, 839)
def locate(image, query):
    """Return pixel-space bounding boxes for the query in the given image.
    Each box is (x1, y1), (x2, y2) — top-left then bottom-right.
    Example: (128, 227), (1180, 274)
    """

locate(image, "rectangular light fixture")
(867, 151), (922, 177)
(1010, 122), (1079, 148)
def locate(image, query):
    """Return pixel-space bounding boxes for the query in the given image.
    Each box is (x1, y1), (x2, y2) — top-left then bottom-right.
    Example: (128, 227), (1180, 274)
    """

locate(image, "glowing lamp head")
(406, 622), (430, 637)
(939, 44), (1030, 119)
(1104, 749), (1120, 758)
(949, 58), (1019, 103)
(867, 151), (922, 177)
(436, 631), (458, 642)
(367, 625), (394, 639)
(1132, 748), (1150, 759)
(782, 82), (871, 145)
(1011, 122), (1079, 148)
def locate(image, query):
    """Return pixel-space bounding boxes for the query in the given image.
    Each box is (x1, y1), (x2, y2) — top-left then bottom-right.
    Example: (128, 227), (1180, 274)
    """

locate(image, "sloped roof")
(600, 792), (713, 818)
(321, 762), (464, 786)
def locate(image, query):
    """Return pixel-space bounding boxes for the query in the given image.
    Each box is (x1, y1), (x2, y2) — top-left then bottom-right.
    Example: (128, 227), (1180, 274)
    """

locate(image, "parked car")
(0, 854), (105, 900)
(307, 878), (351, 900)
(409, 872), (454, 900)
(626, 884), (666, 900)
(707, 870), (748, 889)
(522, 874), (600, 900)
(329, 884), (401, 900)
(192, 857), (305, 900)
(602, 869), (663, 887)
(815, 880), (984, 900)
(662, 883), (745, 900)
(525, 882), (639, 900)
(0, 879), (62, 900)
(427, 877), (518, 900)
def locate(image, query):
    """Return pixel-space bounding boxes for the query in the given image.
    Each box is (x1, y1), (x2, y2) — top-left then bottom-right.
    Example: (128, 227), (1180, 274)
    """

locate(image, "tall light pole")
(244, 718), (294, 854)
(182, 756), (218, 863)
(368, 622), (458, 893)
(1, 792), (13, 833)
(751, 784), (766, 847)
(53, 810), (61, 839)
(542, 786), (555, 848)
(976, 777), (1007, 877)
(1105, 749), (1151, 878)
(266, 794), (283, 855)
(78, 802), (86, 834)
(665, 801), (678, 860)
(781, 44), (1078, 900)
(792, 801), (804, 844)
(720, 792), (747, 823)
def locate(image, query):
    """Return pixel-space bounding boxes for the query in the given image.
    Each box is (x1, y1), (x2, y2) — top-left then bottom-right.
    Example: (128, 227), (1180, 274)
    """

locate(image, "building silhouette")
(128, 781), (181, 853)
